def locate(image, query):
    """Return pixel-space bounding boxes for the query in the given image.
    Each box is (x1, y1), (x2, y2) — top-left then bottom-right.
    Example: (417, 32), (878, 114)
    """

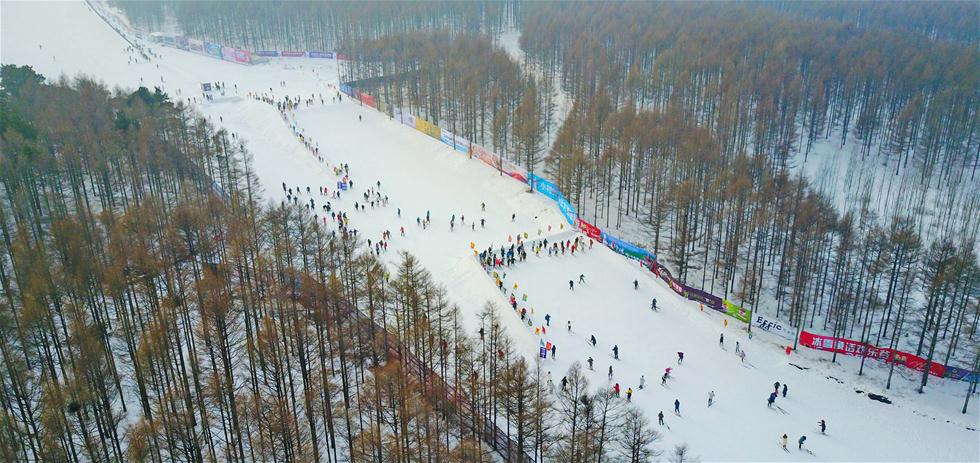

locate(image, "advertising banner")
(723, 299), (752, 323)
(684, 285), (723, 311)
(188, 38), (204, 53)
(530, 174), (560, 201)
(255, 50), (280, 57)
(440, 130), (456, 147)
(416, 118), (441, 140)
(500, 159), (528, 183)
(753, 314), (795, 340)
(472, 145), (500, 169)
(340, 84), (353, 97)
(176, 36), (189, 50)
(359, 92), (376, 109)
(576, 218), (602, 240)
(556, 196), (577, 224)
(336, 53), (350, 61)
(401, 111), (416, 128)
(204, 42), (223, 58)
(602, 231), (654, 261)
(308, 51), (334, 58)
(454, 136), (470, 153)
(281, 51), (306, 57)
(799, 331), (947, 378)
(221, 47), (251, 64)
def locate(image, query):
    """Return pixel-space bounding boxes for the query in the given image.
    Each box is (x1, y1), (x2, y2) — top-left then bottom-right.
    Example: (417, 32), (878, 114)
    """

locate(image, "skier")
(579, 274), (585, 284)
(677, 352), (684, 364)
(561, 376), (568, 391)
(626, 388), (633, 401)
(651, 298), (658, 310)
(588, 357), (594, 370)
(719, 333), (724, 346)
(608, 365), (614, 380)
(780, 434), (788, 451)
(708, 391), (715, 407)
(639, 375), (646, 390)
(735, 341), (741, 354)
(569, 280), (574, 290)
(590, 335), (597, 347)
(768, 392), (777, 408)
(633, 279), (639, 290)
(612, 345), (619, 360)
(551, 345), (556, 359)
(739, 350), (747, 362)
(798, 435), (806, 450)
(658, 411), (665, 426)
(545, 314), (552, 326)
(774, 381), (781, 393)
(613, 383), (621, 396)
(511, 213), (516, 222)
(661, 373), (668, 386)
(782, 384), (788, 398)
(818, 419), (826, 434)
(567, 321), (572, 332)
(674, 399), (680, 415)
(481, 202), (485, 211)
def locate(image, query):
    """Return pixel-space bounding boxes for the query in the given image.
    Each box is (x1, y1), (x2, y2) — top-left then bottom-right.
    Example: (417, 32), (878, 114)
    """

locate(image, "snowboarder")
(782, 384), (788, 398)
(768, 392), (777, 407)
(674, 399), (680, 414)
(708, 391), (715, 407)
(780, 434), (788, 450)
(677, 352), (684, 364)
(818, 419), (826, 434)
(588, 357), (594, 370)
(798, 435), (806, 450)
(590, 335), (597, 347)
(658, 411), (665, 426)
(612, 345), (619, 360)
(639, 375), (646, 390)
(633, 279), (639, 290)
(626, 388), (633, 401)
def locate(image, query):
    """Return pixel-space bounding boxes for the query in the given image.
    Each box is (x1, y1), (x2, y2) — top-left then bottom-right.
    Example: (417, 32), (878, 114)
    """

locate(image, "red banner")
(576, 218), (601, 240)
(799, 331), (945, 377)
(359, 93), (376, 109)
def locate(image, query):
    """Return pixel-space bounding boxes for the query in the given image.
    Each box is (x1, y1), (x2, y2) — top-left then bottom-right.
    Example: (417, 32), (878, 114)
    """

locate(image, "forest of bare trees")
(0, 65), (673, 462)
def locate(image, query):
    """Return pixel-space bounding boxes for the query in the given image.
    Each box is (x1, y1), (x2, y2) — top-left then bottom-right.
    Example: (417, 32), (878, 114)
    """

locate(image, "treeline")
(0, 66), (665, 462)
(111, 1), (517, 52)
(765, 0), (979, 45)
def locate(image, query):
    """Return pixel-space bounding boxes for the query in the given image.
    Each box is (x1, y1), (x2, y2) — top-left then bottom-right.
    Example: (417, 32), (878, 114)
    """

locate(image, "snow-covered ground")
(3, 1), (977, 461)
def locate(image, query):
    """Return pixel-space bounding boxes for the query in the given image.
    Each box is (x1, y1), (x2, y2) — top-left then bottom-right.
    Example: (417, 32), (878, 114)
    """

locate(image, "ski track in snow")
(2, 1), (978, 461)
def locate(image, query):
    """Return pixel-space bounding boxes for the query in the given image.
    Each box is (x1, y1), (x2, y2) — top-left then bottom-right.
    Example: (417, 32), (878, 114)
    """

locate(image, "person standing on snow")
(735, 341), (741, 354)
(639, 375), (646, 390)
(677, 352), (684, 364)
(608, 365), (614, 380)
(719, 333), (725, 346)
(590, 335), (597, 347)
(780, 434), (788, 450)
(613, 345), (619, 360)
(674, 399), (681, 415)
(567, 321), (572, 332)
(626, 388), (633, 401)
(818, 419), (826, 434)
(551, 345), (556, 359)
(708, 391), (715, 407)
(658, 411), (665, 426)
(613, 383), (621, 396)
(588, 357), (594, 370)
(798, 435), (807, 450)
(545, 314), (551, 326)
(561, 376), (568, 391)
(782, 384), (788, 398)
(651, 298), (658, 310)
(633, 280), (639, 290)
(768, 392), (777, 407)
(569, 280), (574, 290)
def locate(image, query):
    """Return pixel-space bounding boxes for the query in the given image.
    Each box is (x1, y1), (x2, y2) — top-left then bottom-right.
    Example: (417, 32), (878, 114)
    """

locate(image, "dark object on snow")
(867, 393), (892, 404)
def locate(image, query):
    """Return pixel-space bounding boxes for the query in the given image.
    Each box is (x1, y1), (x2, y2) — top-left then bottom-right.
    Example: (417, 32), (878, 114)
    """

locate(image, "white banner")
(753, 314), (795, 340)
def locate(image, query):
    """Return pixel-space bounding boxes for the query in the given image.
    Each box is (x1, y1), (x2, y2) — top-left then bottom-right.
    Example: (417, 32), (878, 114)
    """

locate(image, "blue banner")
(340, 84), (353, 97)
(255, 50), (280, 57)
(557, 195), (577, 224)
(204, 42), (222, 58)
(440, 130), (456, 147)
(530, 174), (560, 201)
(308, 51), (334, 59)
(601, 230), (655, 261)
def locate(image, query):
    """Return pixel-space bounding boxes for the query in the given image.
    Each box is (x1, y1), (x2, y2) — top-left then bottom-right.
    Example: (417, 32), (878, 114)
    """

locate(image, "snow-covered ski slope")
(2, 1), (977, 461)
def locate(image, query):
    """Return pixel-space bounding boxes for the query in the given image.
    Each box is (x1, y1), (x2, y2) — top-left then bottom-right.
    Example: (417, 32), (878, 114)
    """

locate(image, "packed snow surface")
(3, 1), (977, 461)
